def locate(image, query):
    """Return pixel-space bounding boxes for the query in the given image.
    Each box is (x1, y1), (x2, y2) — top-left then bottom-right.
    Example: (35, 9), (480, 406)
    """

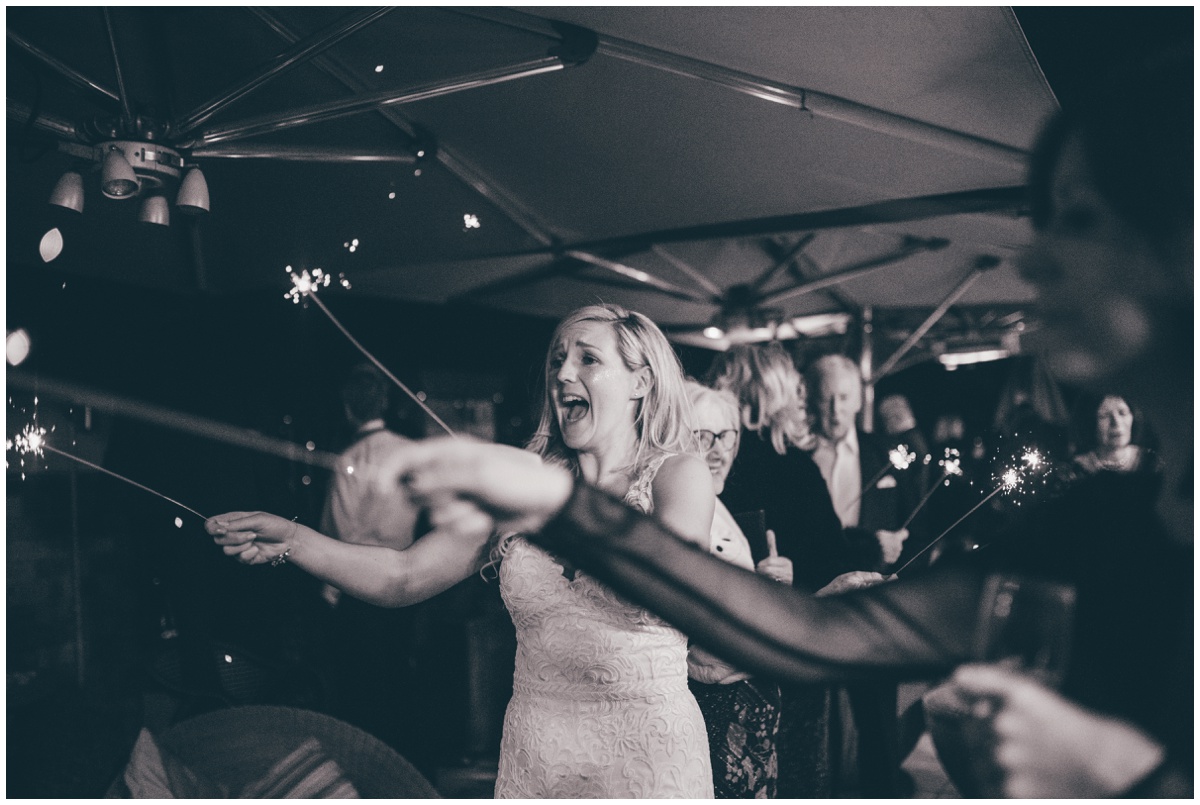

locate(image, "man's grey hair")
(805, 353), (861, 390)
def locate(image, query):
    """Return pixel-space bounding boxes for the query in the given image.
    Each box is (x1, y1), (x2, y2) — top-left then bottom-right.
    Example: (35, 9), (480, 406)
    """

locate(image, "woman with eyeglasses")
(694, 354), (889, 799)
(708, 343), (877, 591)
(684, 379), (878, 798)
(683, 380), (788, 798)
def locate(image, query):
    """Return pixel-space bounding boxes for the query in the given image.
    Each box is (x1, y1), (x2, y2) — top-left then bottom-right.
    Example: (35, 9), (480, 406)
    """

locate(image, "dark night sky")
(1014, 6), (1192, 109)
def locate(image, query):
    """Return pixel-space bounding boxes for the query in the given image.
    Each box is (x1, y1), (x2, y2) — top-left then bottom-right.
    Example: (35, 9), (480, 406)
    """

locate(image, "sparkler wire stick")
(894, 484), (1006, 574)
(900, 470), (953, 531)
(40, 443), (207, 521)
(305, 293), (457, 437)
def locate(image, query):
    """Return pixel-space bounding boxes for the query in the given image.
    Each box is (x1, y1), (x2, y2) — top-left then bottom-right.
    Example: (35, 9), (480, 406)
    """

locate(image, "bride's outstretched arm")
(206, 506), (491, 607)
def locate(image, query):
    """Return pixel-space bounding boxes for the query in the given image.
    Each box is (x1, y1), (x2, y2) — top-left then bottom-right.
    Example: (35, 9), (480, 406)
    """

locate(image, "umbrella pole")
(860, 305), (875, 433)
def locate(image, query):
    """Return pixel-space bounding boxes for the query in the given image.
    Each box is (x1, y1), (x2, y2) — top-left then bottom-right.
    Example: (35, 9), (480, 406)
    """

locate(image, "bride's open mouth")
(559, 393), (590, 423)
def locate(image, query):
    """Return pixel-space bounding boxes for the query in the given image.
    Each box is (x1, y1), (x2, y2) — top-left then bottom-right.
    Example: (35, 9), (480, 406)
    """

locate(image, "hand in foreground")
(755, 529), (793, 585)
(205, 511), (297, 565)
(815, 570), (887, 597)
(948, 663), (1166, 798)
(875, 527), (908, 564)
(370, 436), (574, 536)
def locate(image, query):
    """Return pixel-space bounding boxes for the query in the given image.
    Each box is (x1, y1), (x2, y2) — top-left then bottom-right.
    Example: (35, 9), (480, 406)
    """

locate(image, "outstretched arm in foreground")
(385, 437), (981, 683)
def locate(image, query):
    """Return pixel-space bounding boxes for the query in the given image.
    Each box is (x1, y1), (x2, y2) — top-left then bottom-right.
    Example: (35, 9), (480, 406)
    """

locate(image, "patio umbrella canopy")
(8, 6), (1062, 368)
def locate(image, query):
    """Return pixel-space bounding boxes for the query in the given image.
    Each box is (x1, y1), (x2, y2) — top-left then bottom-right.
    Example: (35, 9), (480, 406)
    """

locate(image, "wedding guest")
(806, 354), (925, 796)
(806, 355), (922, 569)
(1071, 395), (1159, 478)
(317, 364), (428, 771)
(684, 380), (787, 799)
(708, 343), (863, 797)
(709, 343), (877, 588)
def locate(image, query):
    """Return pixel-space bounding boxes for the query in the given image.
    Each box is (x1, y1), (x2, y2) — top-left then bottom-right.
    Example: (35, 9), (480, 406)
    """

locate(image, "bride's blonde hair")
(486, 303), (694, 574)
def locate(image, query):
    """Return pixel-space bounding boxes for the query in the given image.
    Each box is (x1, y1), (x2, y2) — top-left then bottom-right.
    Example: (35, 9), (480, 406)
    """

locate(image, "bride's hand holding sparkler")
(206, 511), (301, 565)
(207, 503), (494, 607)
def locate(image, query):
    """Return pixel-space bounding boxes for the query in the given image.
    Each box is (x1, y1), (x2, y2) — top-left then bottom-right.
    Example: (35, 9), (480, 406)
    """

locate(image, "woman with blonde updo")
(708, 342), (868, 588)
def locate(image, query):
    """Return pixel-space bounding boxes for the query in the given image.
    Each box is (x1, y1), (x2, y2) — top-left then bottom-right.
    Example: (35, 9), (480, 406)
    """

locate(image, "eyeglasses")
(694, 429), (738, 451)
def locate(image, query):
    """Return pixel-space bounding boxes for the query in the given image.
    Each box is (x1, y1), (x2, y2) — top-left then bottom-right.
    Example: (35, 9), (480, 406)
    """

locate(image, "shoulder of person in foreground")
(650, 452), (715, 547)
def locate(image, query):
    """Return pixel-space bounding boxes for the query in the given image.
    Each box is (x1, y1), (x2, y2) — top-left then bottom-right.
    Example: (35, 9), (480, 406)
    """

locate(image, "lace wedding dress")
(493, 455), (713, 798)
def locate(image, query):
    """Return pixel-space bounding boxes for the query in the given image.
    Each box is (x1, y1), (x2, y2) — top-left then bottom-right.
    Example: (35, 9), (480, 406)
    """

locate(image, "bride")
(206, 303), (715, 798)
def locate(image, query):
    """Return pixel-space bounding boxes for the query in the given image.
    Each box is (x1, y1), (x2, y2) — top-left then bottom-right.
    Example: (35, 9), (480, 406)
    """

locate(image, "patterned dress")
(493, 455), (714, 798)
(687, 500), (781, 798)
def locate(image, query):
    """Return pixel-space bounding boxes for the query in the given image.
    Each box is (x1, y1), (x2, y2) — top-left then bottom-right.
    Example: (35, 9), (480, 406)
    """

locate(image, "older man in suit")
(805, 353), (926, 798)
(806, 354), (926, 568)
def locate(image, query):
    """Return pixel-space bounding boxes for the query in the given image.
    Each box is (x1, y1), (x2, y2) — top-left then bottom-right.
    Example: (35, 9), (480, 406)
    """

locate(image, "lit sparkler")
(7, 422), (53, 480)
(285, 265), (456, 437)
(894, 457), (1030, 574)
(1021, 448), (1045, 472)
(847, 443), (917, 510)
(8, 427), (206, 522)
(900, 447), (965, 530)
(10, 422), (49, 457)
(890, 445), (919, 470)
(284, 266), (351, 304)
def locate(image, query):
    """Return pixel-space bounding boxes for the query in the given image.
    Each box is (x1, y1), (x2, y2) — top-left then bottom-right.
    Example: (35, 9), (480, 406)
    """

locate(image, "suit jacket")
(851, 428), (930, 573)
(722, 431), (883, 589)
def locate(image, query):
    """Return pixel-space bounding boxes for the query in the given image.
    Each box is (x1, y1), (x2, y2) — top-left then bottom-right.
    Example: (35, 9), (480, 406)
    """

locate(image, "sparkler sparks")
(284, 266), (351, 304)
(895, 450), (1051, 574)
(8, 420), (206, 522)
(939, 447), (964, 481)
(889, 444), (918, 470)
(1021, 448), (1045, 471)
(284, 264), (456, 437)
(847, 443), (918, 512)
(901, 447), (967, 530)
(10, 423), (50, 457)
(1000, 467), (1022, 491)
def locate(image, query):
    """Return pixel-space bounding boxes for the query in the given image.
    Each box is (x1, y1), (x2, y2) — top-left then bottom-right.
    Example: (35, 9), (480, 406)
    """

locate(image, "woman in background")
(707, 342), (849, 587)
(707, 345), (890, 797)
(685, 379), (883, 797)
(1071, 395), (1159, 479)
(685, 380), (789, 799)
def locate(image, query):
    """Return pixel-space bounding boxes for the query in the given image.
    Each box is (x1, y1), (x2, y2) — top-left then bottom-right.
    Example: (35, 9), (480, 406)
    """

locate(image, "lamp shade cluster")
(50, 141), (209, 227)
